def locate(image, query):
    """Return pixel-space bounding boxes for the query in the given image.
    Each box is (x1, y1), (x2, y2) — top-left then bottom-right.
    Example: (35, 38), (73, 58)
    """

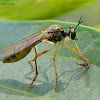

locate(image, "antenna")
(75, 17), (83, 30)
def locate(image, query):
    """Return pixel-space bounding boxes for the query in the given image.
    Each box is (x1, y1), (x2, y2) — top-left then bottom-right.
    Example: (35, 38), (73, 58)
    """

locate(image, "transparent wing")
(0, 28), (51, 60)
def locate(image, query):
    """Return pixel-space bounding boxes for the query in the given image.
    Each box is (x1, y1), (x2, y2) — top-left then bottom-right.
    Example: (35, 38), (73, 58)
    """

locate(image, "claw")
(54, 86), (57, 90)
(27, 87), (31, 90)
(76, 62), (90, 68)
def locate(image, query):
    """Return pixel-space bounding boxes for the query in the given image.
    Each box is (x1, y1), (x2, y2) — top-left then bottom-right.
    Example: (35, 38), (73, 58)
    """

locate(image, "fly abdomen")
(3, 46), (33, 63)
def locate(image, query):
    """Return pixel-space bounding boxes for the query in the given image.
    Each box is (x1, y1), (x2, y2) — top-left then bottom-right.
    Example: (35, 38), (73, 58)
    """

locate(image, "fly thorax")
(47, 25), (66, 42)
(48, 31), (65, 42)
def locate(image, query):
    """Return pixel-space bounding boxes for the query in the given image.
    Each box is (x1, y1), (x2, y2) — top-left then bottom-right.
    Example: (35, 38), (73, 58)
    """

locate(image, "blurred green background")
(0, 0), (100, 29)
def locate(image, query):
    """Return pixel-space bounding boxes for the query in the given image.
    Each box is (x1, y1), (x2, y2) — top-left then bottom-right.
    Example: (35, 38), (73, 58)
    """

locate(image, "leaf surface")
(0, 21), (100, 100)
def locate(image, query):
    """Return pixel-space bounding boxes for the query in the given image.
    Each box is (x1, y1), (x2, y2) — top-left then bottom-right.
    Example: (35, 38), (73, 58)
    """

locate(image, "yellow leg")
(64, 38), (70, 41)
(27, 43), (56, 63)
(63, 42), (87, 62)
(42, 39), (54, 45)
(64, 38), (88, 62)
(27, 40), (56, 89)
(53, 42), (60, 90)
(73, 40), (88, 62)
(27, 46), (38, 90)
(64, 38), (89, 67)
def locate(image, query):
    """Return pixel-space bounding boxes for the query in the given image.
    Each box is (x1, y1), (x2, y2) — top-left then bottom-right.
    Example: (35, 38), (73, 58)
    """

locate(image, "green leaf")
(0, 0), (98, 20)
(0, 20), (100, 100)
(94, 24), (100, 31)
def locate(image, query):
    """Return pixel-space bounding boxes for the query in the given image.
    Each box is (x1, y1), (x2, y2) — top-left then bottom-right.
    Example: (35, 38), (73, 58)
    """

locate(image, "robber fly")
(0, 18), (89, 90)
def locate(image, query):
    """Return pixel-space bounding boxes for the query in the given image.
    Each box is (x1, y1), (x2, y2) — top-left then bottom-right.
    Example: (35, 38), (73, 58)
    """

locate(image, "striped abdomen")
(3, 46), (33, 63)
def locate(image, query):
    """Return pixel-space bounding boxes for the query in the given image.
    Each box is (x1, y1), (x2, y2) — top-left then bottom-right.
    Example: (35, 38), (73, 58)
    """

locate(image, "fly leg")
(63, 43), (86, 61)
(53, 42), (60, 90)
(73, 40), (89, 67)
(27, 41), (56, 63)
(42, 39), (54, 45)
(63, 38), (89, 67)
(64, 38), (70, 41)
(27, 46), (38, 90)
(27, 42), (56, 89)
(73, 40), (88, 62)
(42, 40), (59, 89)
